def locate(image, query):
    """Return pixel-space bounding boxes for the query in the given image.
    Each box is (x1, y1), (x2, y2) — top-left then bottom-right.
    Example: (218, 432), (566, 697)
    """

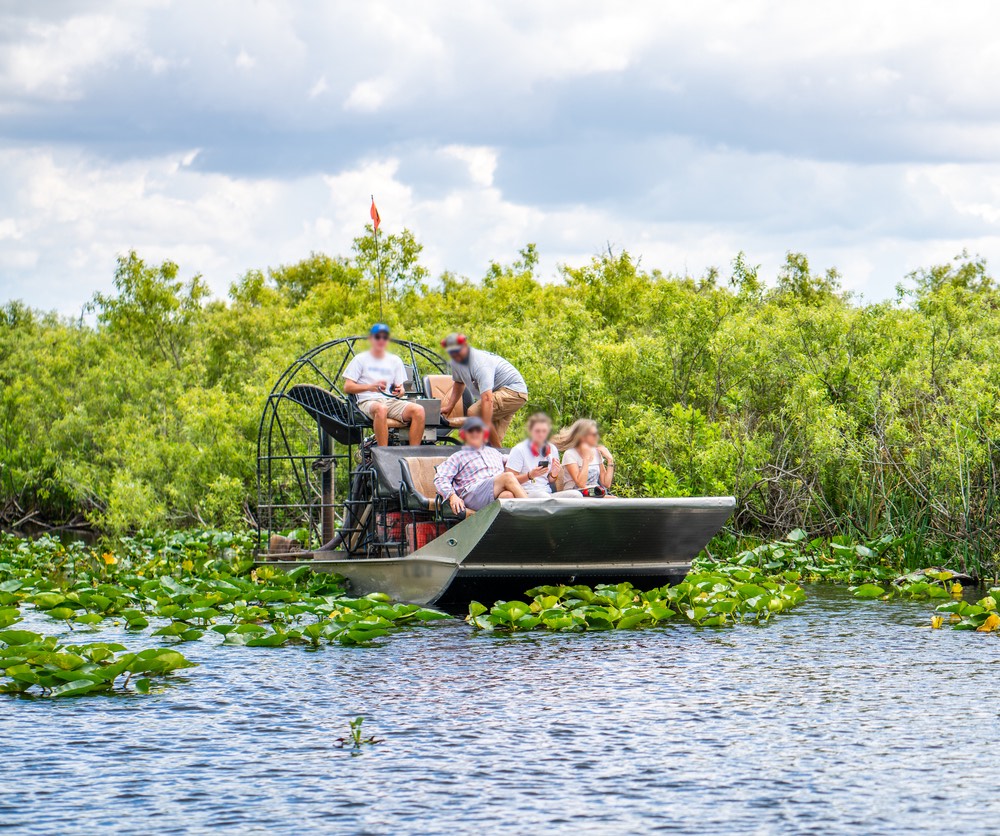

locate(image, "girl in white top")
(553, 419), (615, 494)
(506, 413), (561, 498)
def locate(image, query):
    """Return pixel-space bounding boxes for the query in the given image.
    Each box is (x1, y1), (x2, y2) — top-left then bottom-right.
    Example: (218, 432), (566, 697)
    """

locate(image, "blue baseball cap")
(369, 323), (390, 337)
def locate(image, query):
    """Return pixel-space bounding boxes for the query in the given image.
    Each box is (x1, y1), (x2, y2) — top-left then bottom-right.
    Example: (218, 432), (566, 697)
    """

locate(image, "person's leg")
(497, 490), (515, 499)
(463, 478), (498, 511)
(467, 396), (503, 447)
(465, 398), (503, 446)
(369, 401), (389, 446)
(403, 403), (426, 445)
(488, 389), (527, 445)
(492, 471), (528, 499)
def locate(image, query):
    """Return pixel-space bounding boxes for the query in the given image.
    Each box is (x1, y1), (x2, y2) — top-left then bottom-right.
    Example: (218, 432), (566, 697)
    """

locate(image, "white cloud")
(442, 146), (497, 188)
(2, 0), (1000, 310)
(4, 141), (1000, 312)
(343, 78), (391, 112)
(308, 75), (328, 99)
(1, 14), (141, 100)
(0, 219), (22, 240)
(234, 49), (256, 71)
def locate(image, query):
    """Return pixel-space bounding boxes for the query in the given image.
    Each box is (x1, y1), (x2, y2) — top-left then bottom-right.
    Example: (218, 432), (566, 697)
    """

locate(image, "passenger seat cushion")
(424, 375), (464, 417)
(404, 456), (448, 498)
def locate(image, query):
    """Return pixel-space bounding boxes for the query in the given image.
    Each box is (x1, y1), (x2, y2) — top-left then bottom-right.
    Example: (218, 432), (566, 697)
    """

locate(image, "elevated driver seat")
(422, 374), (474, 437)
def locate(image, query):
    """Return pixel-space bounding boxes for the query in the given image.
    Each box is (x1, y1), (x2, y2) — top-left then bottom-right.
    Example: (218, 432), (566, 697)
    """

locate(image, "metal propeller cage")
(255, 336), (451, 556)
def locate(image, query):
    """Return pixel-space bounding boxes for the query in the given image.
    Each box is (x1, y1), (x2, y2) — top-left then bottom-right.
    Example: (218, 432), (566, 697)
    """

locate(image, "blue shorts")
(462, 477), (497, 511)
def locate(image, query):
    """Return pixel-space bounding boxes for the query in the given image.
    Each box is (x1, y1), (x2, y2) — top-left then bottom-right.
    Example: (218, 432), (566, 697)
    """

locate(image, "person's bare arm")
(433, 456), (464, 513)
(344, 378), (385, 395)
(440, 381), (465, 417)
(507, 465), (547, 484)
(598, 445), (615, 489)
(564, 460), (588, 489)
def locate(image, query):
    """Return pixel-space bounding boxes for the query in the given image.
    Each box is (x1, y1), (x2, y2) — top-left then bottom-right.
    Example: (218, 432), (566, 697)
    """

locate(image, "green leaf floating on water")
(469, 571), (807, 634)
(29, 592), (66, 610)
(0, 530), (461, 698)
(0, 630), (41, 646)
(245, 632), (290, 648)
(49, 679), (103, 698)
(852, 584), (886, 599)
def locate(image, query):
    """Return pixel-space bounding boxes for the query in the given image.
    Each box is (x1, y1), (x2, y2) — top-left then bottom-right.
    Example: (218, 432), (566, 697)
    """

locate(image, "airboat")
(255, 336), (735, 608)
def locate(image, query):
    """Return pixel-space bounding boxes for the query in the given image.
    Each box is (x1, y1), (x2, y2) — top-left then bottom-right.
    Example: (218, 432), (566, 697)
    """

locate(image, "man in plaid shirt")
(434, 417), (528, 514)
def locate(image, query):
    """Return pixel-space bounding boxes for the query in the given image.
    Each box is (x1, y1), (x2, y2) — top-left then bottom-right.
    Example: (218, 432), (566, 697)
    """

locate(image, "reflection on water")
(1, 586), (998, 834)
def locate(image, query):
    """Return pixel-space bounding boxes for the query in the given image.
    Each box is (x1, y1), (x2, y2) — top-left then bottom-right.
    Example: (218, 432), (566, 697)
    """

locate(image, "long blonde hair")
(552, 418), (598, 452)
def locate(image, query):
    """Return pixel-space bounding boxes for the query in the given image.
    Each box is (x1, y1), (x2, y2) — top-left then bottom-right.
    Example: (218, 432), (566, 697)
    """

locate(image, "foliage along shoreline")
(3, 232), (1000, 573)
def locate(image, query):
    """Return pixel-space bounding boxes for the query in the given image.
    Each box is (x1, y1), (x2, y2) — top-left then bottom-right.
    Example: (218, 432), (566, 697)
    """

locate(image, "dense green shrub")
(3, 233), (1000, 573)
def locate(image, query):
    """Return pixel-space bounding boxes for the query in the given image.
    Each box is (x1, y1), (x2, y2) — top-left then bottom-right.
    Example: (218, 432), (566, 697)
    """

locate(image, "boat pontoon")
(255, 337), (735, 608)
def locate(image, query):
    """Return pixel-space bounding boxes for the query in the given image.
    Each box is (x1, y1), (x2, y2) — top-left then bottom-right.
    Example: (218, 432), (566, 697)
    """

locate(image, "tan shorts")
(358, 397), (413, 423)
(467, 386), (527, 443)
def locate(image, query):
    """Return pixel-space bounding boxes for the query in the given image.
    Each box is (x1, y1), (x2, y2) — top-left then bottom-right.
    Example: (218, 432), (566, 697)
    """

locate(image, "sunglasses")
(372, 334), (389, 342)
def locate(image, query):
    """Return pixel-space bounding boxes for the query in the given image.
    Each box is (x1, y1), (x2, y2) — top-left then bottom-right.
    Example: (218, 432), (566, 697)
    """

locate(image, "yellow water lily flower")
(181, 559), (194, 572)
(951, 582), (963, 597)
(930, 615), (943, 629)
(102, 552), (117, 565)
(977, 613), (1000, 633)
(950, 613), (961, 623)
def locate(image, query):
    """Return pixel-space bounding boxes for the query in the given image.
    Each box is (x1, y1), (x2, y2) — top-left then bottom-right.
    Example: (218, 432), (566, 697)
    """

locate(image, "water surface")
(2, 587), (997, 834)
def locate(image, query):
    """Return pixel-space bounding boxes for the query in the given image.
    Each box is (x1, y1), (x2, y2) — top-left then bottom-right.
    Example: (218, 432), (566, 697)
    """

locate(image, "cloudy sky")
(2, 0), (999, 312)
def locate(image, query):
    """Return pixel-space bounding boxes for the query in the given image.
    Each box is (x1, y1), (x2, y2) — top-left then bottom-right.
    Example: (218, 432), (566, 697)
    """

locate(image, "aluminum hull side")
(258, 553), (460, 606)
(409, 496), (736, 568)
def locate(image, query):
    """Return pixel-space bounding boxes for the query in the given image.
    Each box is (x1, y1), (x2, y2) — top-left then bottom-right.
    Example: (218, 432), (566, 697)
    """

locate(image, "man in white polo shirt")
(343, 323), (426, 446)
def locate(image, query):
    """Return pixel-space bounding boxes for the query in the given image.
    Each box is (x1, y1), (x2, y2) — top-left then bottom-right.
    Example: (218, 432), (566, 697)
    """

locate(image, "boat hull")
(259, 496), (735, 609)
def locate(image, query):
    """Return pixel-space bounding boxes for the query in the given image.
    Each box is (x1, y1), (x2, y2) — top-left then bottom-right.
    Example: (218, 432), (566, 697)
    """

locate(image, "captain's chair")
(369, 445), (466, 519)
(347, 393), (409, 432)
(400, 455), (469, 520)
(423, 374), (474, 439)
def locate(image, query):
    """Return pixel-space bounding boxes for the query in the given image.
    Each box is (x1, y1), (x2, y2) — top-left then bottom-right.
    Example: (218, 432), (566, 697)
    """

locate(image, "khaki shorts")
(358, 397), (413, 423)
(467, 387), (527, 443)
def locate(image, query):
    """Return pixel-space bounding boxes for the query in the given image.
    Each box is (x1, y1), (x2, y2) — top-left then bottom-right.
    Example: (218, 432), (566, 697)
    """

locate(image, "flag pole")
(371, 194), (384, 320)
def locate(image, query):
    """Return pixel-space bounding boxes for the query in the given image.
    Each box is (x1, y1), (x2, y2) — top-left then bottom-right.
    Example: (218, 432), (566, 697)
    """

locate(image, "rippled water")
(2, 586), (998, 834)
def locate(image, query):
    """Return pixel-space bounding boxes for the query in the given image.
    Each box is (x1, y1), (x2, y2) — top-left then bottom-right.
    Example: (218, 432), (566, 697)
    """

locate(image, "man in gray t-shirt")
(438, 333), (528, 445)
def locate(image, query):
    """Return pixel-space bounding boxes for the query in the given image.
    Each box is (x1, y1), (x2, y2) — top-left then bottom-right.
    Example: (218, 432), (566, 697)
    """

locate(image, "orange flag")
(370, 197), (381, 231)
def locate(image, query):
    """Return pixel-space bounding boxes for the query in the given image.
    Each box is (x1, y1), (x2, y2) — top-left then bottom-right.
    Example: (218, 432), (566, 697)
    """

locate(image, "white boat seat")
(369, 445), (462, 498)
(400, 456), (449, 509)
